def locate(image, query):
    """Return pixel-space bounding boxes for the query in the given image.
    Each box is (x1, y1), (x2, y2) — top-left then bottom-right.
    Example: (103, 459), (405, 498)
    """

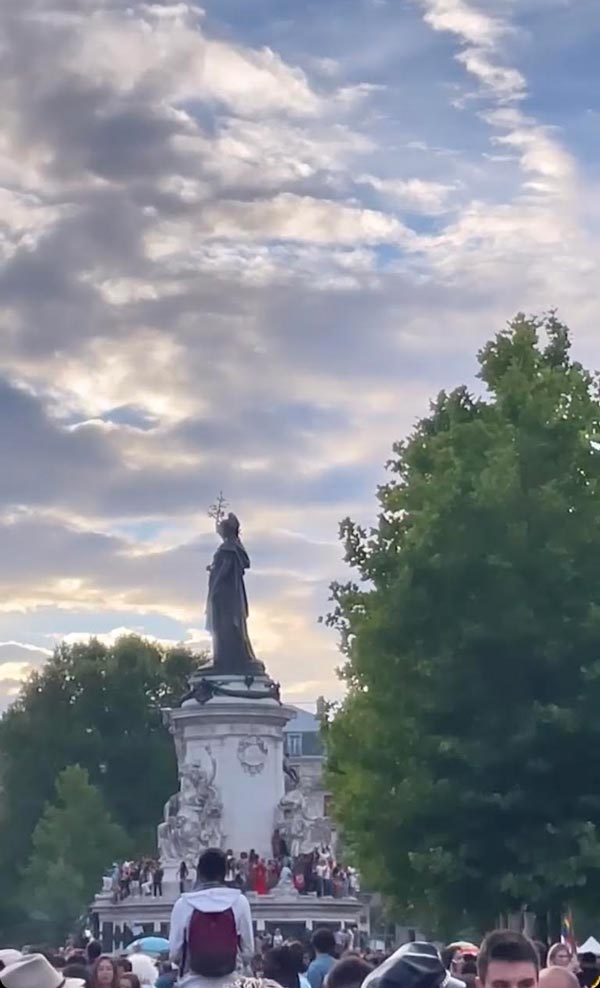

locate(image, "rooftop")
(283, 705), (319, 734)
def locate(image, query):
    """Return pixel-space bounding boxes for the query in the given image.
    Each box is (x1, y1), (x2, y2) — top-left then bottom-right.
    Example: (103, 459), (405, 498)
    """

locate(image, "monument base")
(91, 886), (367, 953)
(159, 676), (295, 875)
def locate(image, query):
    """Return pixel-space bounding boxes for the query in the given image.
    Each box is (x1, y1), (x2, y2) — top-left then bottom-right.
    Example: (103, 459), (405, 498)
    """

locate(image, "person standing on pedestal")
(254, 858), (268, 896)
(179, 861), (189, 894)
(153, 864), (164, 897)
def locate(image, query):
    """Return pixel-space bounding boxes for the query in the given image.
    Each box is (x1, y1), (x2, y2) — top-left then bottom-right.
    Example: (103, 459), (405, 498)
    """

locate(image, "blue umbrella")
(126, 936), (170, 956)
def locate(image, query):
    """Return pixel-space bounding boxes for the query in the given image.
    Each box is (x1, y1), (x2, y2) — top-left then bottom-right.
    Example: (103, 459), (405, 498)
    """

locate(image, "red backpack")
(186, 907), (239, 978)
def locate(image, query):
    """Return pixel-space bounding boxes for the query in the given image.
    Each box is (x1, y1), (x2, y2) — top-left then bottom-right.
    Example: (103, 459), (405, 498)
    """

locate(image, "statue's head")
(218, 512), (240, 540)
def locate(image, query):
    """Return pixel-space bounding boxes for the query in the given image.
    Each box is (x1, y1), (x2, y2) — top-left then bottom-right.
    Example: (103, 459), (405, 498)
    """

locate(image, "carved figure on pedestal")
(157, 793), (180, 863)
(283, 756), (300, 791)
(276, 785), (332, 858)
(158, 754), (223, 866)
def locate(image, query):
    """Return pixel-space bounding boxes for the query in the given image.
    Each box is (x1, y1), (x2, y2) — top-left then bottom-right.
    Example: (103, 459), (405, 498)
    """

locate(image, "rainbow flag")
(562, 910), (577, 952)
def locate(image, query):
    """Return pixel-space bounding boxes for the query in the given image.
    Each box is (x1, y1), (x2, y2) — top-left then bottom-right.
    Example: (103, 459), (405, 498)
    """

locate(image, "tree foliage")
(23, 765), (128, 940)
(325, 314), (600, 933)
(0, 634), (206, 937)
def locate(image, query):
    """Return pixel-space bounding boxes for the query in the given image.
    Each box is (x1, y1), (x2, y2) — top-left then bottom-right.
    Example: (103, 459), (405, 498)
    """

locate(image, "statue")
(157, 793), (181, 863)
(206, 512), (264, 674)
(158, 756), (224, 867)
(283, 756), (300, 791)
(276, 786), (333, 858)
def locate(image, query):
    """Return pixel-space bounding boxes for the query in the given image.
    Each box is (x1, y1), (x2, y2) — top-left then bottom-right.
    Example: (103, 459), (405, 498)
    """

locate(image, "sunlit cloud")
(0, 0), (598, 710)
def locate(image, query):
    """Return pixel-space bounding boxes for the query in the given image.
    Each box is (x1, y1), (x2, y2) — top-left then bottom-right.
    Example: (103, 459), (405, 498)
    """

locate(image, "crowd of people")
(0, 943), (177, 988)
(3, 922), (600, 988)
(3, 849), (600, 988)
(442, 937), (600, 988)
(109, 862), (165, 901)
(215, 843), (359, 898)
(111, 841), (358, 901)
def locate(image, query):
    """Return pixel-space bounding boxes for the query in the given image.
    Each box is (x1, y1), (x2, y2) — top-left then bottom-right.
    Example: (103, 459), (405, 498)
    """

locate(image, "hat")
(0, 952), (23, 970)
(0, 954), (85, 988)
(362, 943), (466, 988)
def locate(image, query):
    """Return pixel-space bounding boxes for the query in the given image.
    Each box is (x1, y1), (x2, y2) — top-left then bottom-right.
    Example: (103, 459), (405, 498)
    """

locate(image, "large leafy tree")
(23, 765), (128, 942)
(326, 314), (600, 935)
(0, 634), (206, 936)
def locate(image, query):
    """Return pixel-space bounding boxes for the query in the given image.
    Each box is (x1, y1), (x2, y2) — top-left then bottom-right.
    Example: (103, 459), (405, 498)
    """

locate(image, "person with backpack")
(169, 847), (254, 988)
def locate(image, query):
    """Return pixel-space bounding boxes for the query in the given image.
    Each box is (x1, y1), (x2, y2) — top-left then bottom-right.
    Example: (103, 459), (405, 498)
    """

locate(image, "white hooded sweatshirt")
(169, 885), (254, 988)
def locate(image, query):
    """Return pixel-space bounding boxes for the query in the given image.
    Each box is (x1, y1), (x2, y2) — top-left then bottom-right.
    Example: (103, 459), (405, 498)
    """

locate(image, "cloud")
(0, 0), (598, 712)
(154, 193), (409, 246)
(0, 513), (347, 710)
(418, 0), (507, 47)
(359, 175), (457, 214)
(0, 641), (52, 711)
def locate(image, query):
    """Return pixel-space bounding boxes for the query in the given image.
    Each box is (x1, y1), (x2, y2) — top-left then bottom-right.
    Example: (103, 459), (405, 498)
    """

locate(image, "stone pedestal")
(159, 675), (295, 878)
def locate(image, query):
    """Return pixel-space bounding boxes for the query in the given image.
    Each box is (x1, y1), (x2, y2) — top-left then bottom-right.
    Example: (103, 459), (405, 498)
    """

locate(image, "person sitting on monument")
(169, 847), (254, 988)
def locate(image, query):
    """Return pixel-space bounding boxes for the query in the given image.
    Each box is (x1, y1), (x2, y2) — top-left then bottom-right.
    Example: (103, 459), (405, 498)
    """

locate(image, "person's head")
(197, 847), (227, 884)
(87, 943), (102, 966)
(313, 929), (337, 959)
(452, 954), (465, 977)
(461, 958), (478, 988)
(477, 932), (539, 988)
(115, 960), (132, 976)
(119, 975), (141, 988)
(264, 948), (300, 988)
(547, 946), (572, 969)
(579, 955), (597, 971)
(326, 956), (374, 988)
(442, 948), (459, 972)
(92, 957), (119, 988)
(128, 954), (158, 987)
(539, 969), (579, 988)
(66, 952), (87, 967)
(64, 963), (91, 987)
(287, 943), (308, 975)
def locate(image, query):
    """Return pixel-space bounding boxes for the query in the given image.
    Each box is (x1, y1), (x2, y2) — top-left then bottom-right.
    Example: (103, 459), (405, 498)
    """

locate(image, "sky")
(0, 0), (599, 711)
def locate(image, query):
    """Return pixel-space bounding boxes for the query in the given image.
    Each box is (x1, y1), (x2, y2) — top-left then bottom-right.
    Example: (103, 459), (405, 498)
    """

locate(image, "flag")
(562, 909), (577, 952)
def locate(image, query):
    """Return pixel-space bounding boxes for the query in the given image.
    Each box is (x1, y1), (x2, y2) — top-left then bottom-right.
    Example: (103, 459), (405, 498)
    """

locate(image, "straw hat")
(0, 954), (85, 988)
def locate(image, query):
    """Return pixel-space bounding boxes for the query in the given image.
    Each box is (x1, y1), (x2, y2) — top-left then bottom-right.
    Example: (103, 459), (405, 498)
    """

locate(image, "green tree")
(326, 314), (600, 935)
(23, 765), (128, 941)
(0, 634), (206, 937)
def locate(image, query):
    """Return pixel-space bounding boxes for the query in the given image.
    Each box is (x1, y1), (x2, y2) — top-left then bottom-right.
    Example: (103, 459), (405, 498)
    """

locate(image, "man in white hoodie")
(169, 848), (254, 988)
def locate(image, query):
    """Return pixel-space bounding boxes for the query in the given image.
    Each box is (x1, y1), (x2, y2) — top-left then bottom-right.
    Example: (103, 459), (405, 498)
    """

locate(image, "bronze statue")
(206, 513), (264, 674)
